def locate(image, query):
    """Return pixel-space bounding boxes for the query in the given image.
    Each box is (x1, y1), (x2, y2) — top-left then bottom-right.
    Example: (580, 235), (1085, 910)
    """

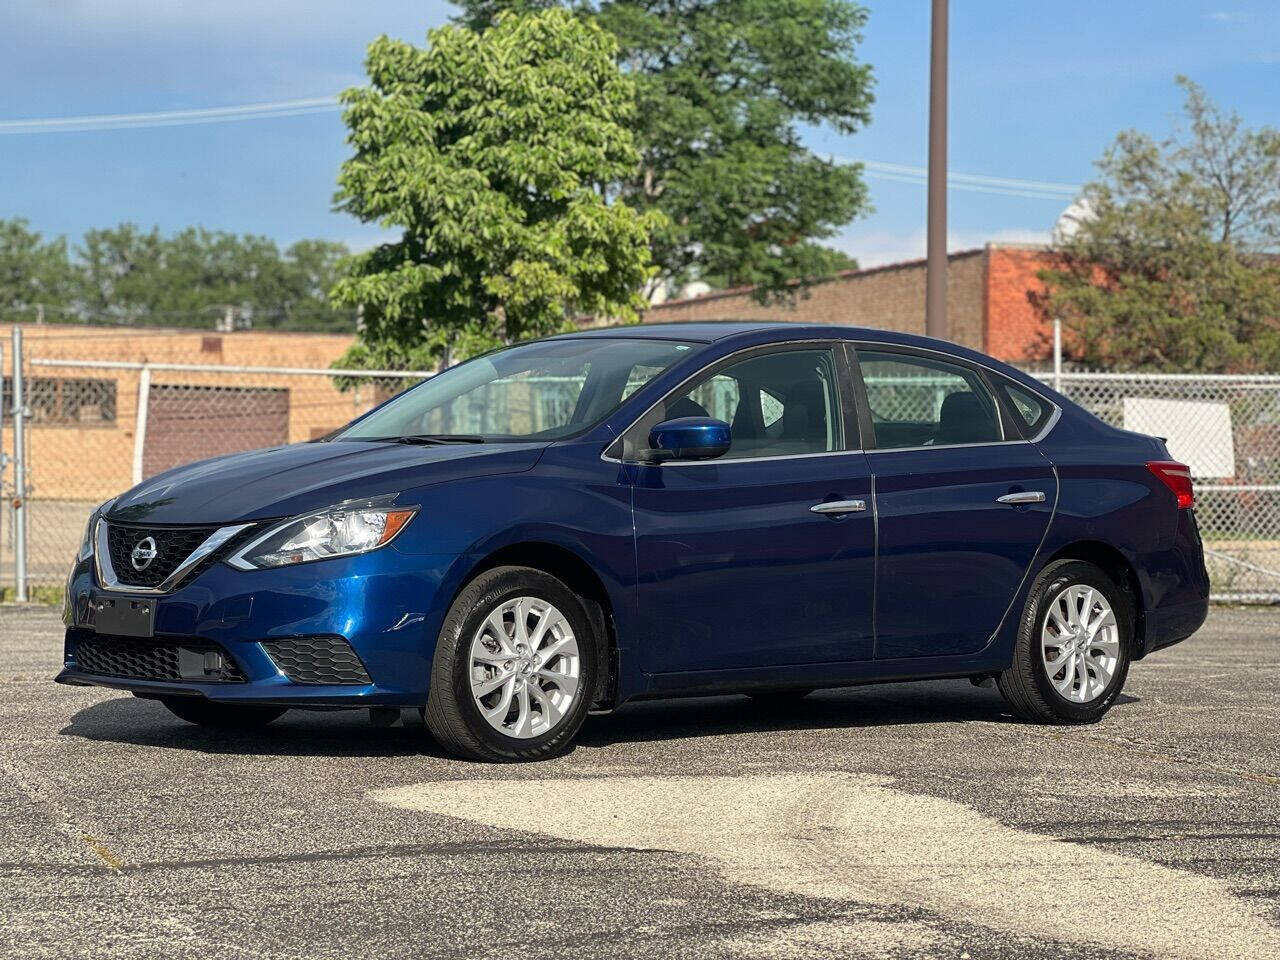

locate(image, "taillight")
(1147, 460), (1194, 509)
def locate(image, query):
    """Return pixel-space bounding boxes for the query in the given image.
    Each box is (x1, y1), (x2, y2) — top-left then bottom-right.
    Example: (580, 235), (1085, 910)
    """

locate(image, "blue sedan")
(58, 322), (1209, 761)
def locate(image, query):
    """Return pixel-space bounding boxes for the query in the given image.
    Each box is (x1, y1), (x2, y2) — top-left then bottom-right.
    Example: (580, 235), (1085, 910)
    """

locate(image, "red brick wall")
(984, 248), (1054, 364)
(643, 250), (988, 352)
(640, 245), (1055, 363)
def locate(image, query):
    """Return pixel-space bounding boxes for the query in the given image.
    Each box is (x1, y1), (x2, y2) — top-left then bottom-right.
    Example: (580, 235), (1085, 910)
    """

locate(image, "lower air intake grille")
(72, 630), (246, 683)
(261, 636), (371, 685)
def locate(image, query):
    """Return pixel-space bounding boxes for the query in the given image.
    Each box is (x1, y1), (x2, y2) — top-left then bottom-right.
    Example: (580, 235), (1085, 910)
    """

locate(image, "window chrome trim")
(601, 338), (851, 466)
(95, 521), (255, 595)
(865, 439), (1030, 454)
(628, 447), (868, 467)
(1029, 404), (1062, 442)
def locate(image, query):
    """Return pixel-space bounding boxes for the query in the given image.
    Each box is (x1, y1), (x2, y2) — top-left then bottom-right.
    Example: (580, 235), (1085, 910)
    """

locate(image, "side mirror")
(645, 417), (731, 463)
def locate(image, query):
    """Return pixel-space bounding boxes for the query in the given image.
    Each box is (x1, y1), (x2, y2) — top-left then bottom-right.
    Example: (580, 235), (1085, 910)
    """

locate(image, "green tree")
(0, 218), (76, 320)
(331, 8), (660, 370)
(1041, 78), (1280, 373)
(456, 0), (873, 299)
(74, 225), (354, 330)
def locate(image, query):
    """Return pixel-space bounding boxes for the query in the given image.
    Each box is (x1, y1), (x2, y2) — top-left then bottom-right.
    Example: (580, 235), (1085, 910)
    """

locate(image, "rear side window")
(998, 380), (1053, 437)
(857, 350), (1003, 449)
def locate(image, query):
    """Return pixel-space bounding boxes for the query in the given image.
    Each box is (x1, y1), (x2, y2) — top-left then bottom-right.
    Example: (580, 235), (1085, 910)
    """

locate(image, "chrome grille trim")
(95, 521), (254, 595)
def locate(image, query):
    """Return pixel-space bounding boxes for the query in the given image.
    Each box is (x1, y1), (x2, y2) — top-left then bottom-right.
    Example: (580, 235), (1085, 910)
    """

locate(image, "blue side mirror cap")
(646, 417), (731, 463)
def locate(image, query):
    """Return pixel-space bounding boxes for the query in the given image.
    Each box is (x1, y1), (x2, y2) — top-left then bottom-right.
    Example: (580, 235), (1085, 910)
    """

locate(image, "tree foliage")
(0, 219), (353, 331)
(1041, 78), (1280, 372)
(0, 219), (75, 317)
(331, 9), (661, 370)
(457, 0), (873, 299)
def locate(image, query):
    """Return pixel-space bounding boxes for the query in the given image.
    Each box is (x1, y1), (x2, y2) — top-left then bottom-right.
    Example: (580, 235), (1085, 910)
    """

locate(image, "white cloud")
(1207, 11), (1247, 22)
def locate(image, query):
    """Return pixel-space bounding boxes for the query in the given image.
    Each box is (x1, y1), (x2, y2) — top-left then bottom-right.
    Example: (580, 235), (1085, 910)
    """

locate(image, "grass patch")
(1, 585), (65, 605)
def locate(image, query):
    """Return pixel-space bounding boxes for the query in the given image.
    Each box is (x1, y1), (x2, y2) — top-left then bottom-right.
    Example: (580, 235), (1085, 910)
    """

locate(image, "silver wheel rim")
(469, 596), (580, 740)
(1041, 583), (1120, 704)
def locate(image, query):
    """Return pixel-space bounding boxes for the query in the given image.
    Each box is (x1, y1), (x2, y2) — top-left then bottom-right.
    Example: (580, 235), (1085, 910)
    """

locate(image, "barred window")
(2, 377), (117, 425)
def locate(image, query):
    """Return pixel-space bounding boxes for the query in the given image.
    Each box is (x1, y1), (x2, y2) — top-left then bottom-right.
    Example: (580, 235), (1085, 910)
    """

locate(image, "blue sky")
(1, 1), (1277, 267)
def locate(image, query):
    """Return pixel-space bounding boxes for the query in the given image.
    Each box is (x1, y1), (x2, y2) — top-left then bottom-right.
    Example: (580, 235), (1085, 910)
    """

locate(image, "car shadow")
(61, 683), (1141, 758)
(61, 696), (454, 759)
(579, 682), (1143, 748)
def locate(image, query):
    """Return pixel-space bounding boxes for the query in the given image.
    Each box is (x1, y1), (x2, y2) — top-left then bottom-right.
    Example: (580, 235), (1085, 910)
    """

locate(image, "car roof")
(551, 320), (1051, 395)
(556, 320), (967, 353)
(555, 321), (793, 343)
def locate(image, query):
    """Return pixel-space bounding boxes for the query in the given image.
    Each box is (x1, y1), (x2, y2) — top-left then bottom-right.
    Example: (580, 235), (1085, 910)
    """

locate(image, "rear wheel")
(160, 697), (287, 728)
(997, 560), (1132, 724)
(424, 566), (597, 762)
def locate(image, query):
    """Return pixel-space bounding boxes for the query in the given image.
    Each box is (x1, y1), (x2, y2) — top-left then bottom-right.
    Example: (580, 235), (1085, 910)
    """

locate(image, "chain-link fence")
(4, 327), (1280, 602)
(1031, 370), (1280, 602)
(1, 328), (429, 593)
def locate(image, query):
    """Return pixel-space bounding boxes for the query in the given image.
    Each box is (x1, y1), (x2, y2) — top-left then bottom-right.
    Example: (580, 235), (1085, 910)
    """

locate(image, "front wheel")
(424, 566), (597, 762)
(997, 560), (1133, 724)
(160, 697), (287, 728)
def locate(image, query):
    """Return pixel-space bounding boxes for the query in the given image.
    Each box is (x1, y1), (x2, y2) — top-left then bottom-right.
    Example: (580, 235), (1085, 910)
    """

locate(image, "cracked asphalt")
(1, 605), (1277, 959)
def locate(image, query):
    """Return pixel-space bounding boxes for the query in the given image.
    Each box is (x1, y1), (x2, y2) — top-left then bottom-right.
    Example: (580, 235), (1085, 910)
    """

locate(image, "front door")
(854, 346), (1057, 659)
(623, 345), (876, 673)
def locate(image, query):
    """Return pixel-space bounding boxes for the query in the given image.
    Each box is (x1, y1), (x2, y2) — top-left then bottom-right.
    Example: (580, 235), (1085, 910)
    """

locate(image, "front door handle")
(811, 499), (867, 515)
(996, 491), (1046, 505)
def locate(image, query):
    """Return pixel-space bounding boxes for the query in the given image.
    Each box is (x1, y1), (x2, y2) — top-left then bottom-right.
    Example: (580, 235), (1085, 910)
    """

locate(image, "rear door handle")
(811, 499), (867, 515)
(996, 491), (1046, 505)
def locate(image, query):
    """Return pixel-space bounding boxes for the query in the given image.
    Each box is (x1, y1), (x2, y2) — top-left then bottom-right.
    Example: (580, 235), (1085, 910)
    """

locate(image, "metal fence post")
(1052, 317), (1063, 393)
(132, 365), (152, 486)
(11, 327), (28, 602)
(0, 340), (5, 592)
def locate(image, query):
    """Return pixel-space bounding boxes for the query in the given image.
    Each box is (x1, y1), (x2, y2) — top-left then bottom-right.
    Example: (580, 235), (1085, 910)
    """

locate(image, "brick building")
(642, 243), (1054, 364)
(0, 325), (368, 502)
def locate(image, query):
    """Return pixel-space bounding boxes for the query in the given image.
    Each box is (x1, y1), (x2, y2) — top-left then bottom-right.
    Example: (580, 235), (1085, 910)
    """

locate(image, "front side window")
(857, 349), (1003, 449)
(336, 338), (694, 442)
(619, 347), (844, 461)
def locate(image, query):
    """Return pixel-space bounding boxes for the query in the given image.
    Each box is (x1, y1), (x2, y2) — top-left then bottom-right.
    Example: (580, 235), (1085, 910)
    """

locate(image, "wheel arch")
(1042, 540), (1146, 656)
(451, 541), (619, 709)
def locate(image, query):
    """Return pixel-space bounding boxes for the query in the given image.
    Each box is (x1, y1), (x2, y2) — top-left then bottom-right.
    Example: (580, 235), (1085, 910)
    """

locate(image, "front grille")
(262, 636), (372, 685)
(71, 630), (246, 683)
(105, 522), (220, 588)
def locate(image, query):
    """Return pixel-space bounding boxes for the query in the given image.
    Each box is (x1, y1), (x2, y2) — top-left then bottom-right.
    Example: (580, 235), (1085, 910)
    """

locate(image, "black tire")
(997, 559), (1133, 724)
(160, 697), (287, 728)
(424, 565), (598, 762)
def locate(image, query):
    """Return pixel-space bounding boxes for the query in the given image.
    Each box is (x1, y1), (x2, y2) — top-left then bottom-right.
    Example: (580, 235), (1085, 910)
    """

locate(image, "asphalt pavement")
(2, 604), (1278, 959)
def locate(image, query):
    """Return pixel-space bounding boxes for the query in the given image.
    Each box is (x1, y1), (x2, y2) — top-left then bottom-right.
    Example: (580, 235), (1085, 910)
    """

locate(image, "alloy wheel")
(469, 596), (581, 739)
(1040, 583), (1120, 703)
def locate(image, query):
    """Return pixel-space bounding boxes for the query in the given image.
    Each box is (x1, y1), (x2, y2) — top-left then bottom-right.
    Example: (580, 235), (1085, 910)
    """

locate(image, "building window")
(2, 377), (118, 425)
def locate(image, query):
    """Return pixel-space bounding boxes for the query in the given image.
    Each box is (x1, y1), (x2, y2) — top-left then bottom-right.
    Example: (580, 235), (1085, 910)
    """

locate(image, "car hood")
(106, 440), (549, 525)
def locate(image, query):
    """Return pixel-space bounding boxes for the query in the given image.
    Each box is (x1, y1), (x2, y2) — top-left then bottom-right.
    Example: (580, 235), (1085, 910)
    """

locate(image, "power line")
(0, 97), (342, 135)
(0, 97), (1084, 202)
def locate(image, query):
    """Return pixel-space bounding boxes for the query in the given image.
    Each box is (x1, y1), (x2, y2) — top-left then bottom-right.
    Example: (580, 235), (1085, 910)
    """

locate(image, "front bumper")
(58, 548), (457, 707)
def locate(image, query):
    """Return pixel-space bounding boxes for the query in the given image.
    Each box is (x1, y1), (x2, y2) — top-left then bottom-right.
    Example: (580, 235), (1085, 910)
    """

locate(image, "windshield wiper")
(371, 434), (486, 445)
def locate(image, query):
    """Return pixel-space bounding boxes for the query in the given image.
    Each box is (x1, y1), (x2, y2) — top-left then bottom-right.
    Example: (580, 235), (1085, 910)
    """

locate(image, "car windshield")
(335, 337), (696, 442)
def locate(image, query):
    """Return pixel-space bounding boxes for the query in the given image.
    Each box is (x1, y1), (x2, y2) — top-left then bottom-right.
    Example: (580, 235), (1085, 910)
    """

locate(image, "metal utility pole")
(10, 327), (28, 602)
(926, 0), (949, 340)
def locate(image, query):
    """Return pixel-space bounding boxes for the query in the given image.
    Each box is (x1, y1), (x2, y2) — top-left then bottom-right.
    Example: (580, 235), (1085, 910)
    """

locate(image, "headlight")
(76, 499), (116, 562)
(227, 501), (416, 570)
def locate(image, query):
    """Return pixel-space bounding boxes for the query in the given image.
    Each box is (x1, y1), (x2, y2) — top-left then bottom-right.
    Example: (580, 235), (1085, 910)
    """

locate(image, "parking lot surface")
(2, 605), (1278, 959)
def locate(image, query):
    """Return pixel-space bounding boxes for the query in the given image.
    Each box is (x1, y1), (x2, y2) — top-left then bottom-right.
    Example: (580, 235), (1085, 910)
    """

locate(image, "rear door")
(852, 345), (1057, 659)
(621, 343), (876, 672)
